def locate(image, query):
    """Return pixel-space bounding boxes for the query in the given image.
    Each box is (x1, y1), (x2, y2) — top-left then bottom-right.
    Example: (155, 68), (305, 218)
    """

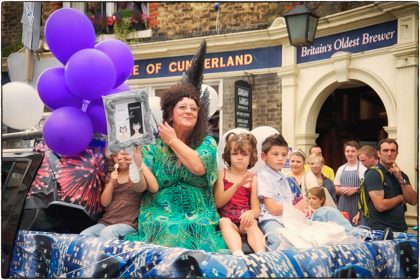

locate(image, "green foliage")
(114, 17), (132, 42)
(2, 40), (23, 58)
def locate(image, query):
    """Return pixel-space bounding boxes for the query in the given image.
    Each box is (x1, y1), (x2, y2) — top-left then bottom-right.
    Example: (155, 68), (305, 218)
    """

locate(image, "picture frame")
(103, 88), (154, 153)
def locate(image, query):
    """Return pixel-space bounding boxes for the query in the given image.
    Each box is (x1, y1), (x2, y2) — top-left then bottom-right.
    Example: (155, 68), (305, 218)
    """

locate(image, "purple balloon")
(103, 83), (131, 97)
(43, 106), (93, 156)
(87, 100), (107, 135)
(95, 39), (134, 88)
(45, 8), (96, 65)
(65, 49), (116, 101)
(37, 67), (83, 110)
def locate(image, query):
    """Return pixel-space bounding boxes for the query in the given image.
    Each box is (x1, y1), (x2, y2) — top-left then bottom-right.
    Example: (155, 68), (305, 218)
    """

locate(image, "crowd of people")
(80, 41), (417, 255)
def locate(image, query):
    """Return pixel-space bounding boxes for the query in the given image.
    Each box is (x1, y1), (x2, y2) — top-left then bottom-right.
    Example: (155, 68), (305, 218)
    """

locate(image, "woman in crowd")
(287, 149), (317, 207)
(125, 41), (226, 252)
(307, 153), (337, 206)
(334, 140), (366, 224)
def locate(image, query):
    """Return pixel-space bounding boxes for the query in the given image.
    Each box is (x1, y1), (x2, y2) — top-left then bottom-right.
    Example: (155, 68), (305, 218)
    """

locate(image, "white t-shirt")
(257, 165), (294, 224)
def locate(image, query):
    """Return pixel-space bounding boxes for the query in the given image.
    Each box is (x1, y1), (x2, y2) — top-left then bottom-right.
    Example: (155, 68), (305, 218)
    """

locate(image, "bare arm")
(239, 178), (260, 227)
(159, 122), (205, 176)
(214, 170), (254, 208)
(170, 137), (205, 175)
(368, 189), (405, 212)
(123, 148), (159, 193)
(249, 178), (260, 218)
(122, 149), (147, 193)
(263, 196), (284, 216)
(400, 183), (417, 205)
(141, 164), (159, 193)
(389, 164), (417, 205)
(101, 173), (116, 207)
(214, 170), (233, 208)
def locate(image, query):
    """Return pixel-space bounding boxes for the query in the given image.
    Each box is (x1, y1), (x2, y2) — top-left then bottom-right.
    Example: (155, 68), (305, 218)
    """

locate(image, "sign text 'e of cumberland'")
(129, 46), (281, 79)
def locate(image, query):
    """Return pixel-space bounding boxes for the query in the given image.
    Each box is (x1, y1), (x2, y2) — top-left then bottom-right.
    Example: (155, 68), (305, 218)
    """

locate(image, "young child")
(307, 187), (353, 232)
(214, 133), (266, 256)
(257, 133), (306, 251)
(80, 148), (158, 239)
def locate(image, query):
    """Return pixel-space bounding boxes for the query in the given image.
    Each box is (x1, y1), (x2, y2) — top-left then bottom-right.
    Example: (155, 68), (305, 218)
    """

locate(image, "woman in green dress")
(125, 41), (226, 252)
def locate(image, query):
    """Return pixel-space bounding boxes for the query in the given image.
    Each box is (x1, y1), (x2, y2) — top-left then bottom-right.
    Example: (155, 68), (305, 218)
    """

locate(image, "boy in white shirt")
(257, 134), (306, 250)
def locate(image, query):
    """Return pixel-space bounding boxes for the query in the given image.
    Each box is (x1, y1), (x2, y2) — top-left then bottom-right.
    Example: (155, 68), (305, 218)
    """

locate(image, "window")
(82, 2), (150, 35)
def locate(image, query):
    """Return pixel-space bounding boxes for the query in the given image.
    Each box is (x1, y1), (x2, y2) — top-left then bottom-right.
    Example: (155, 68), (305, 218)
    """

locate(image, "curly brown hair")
(160, 82), (209, 149)
(222, 132), (258, 169)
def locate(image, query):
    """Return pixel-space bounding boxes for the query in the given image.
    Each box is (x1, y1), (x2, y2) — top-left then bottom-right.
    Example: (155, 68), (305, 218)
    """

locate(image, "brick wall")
(2, 2), (373, 53)
(149, 2), (372, 39)
(222, 73), (282, 134)
(1, 2), (62, 57)
(1, 2), (23, 55)
(151, 2), (281, 38)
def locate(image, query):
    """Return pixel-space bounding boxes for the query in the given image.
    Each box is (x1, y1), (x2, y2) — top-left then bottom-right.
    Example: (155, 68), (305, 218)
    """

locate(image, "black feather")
(183, 40), (207, 94)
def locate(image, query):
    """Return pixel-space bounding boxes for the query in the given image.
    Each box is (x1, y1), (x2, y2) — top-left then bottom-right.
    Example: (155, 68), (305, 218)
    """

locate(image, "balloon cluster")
(37, 8), (134, 156)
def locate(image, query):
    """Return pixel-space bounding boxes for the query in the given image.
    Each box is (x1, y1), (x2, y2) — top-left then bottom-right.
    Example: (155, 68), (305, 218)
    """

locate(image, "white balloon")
(217, 127), (250, 169)
(2, 81), (44, 130)
(250, 126), (280, 173)
(201, 84), (219, 118)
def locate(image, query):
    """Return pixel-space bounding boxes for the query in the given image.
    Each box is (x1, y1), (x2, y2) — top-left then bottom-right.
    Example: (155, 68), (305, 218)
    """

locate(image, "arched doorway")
(316, 82), (388, 172)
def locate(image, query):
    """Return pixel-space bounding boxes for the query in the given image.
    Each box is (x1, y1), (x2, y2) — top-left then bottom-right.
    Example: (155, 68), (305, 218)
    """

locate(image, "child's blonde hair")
(222, 132), (258, 168)
(308, 186), (326, 206)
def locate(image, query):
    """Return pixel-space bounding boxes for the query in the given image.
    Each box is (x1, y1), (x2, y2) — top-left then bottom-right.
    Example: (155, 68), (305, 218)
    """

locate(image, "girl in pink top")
(214, 133), (266, 256)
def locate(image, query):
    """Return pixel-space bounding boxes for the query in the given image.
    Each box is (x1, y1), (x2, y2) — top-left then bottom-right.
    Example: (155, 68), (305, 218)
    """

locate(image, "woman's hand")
(158, 122), (178, 146)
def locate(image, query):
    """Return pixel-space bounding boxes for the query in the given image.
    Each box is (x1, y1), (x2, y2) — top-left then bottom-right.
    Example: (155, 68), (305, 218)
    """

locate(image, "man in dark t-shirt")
(364, 138), (417, 232)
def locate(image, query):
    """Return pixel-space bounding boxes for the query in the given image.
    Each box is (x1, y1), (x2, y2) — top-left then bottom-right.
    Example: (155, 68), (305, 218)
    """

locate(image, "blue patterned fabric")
(9, 230), (418, 278)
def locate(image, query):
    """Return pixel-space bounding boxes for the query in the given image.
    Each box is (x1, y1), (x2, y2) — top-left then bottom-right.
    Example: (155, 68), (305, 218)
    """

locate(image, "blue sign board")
(297, 20), (397, 64)
(129, 46), (281, 79)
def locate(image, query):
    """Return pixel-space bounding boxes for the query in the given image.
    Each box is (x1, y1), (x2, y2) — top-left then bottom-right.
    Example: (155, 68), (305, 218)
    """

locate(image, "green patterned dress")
(125, 136), (227, 252)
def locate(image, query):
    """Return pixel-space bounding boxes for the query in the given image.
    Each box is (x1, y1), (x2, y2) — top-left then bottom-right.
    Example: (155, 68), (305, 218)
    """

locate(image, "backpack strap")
(358, 166), (384, 218)
(370, 166), (384, 183)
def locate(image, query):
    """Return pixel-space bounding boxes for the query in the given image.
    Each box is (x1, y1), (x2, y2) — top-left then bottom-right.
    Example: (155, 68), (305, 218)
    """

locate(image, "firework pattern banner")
(26, 142), (107, 220)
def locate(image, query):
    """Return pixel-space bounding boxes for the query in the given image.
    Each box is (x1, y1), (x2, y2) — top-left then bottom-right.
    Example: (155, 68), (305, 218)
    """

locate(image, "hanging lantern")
(284, 4), (319, 47)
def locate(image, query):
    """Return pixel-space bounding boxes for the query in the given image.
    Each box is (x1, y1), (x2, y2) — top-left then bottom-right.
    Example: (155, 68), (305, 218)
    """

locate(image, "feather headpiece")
(160, 40), (209, 148)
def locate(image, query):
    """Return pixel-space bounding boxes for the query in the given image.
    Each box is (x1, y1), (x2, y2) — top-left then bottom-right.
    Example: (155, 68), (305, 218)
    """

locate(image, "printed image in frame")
(103, 88), (153, 153)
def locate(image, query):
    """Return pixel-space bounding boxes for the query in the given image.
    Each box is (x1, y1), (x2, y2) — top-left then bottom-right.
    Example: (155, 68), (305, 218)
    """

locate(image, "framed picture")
(103, 88), (154, 153)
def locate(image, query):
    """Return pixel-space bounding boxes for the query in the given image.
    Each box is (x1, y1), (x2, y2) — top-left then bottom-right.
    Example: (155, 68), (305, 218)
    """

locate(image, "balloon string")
(81, 99), (91, 112)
